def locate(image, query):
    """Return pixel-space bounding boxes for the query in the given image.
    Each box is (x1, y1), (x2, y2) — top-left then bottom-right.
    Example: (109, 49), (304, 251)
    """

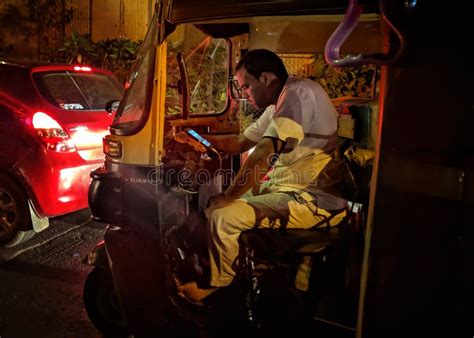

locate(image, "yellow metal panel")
(152, 42), (168, 163)
(106, 123), (153, 166)
(249, 15), (382, 54)
(106, 43), (167, 166)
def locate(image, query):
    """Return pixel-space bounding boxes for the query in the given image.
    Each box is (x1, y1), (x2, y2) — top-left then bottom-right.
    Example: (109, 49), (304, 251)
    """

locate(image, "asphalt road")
(0, 208), (107, 338)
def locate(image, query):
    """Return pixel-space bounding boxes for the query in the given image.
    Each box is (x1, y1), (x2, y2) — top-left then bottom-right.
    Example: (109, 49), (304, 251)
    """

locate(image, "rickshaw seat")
(239, 224), (345, 265)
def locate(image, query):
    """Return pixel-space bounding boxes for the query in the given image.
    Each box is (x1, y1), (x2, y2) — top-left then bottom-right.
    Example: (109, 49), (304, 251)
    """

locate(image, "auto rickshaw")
(83, 1), (472, 337)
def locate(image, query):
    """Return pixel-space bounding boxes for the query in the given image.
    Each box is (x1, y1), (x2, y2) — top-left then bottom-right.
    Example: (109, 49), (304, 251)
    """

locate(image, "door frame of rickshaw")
(100, 0), (387, 335)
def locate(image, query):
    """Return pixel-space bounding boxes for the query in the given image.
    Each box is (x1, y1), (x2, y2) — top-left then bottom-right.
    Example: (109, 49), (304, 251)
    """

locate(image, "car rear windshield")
(33, 71), (123, 110)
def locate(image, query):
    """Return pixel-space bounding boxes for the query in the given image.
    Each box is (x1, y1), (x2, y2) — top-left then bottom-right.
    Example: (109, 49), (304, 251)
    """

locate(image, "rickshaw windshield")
(110, 13), (158, 135)
(165, 24), (229, 117)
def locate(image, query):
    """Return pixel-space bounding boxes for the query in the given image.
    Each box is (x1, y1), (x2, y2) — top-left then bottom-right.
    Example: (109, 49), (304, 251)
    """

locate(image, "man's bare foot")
(177, 281), (220, 302)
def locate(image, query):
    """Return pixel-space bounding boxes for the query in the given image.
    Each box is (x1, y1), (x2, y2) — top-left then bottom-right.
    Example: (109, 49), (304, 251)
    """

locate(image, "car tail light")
(32, 112), (76, 152)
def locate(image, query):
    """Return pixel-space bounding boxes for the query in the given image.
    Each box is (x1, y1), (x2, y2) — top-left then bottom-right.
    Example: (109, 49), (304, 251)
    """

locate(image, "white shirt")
(243, 76), (344, 210)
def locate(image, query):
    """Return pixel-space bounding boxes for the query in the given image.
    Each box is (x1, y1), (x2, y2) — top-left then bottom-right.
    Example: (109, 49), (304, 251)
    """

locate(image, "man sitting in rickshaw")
(176, 49), (347, 303)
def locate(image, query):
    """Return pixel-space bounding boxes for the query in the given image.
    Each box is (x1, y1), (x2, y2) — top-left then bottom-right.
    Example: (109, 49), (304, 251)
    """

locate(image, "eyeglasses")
(229, 77), (248, 101)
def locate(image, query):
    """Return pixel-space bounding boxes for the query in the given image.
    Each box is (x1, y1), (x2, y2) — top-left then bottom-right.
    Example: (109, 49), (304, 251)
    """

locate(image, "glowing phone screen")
(186, 129), (212, 148)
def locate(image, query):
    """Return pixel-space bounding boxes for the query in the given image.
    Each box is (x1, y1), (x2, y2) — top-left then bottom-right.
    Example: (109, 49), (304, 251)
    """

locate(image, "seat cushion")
(239, 227), (344, 263)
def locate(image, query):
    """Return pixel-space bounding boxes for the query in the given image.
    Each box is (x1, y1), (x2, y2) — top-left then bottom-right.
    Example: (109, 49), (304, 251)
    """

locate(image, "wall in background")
(0, 0), (153, 58)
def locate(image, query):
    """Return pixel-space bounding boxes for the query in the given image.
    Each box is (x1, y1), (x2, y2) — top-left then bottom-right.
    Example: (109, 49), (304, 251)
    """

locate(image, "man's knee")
(208, 207), (227, 233)
(208, 203), (249, 235)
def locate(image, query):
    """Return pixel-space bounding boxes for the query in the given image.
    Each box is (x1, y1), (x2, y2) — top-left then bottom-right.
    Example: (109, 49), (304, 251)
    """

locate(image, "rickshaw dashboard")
(162, 129), (226, 193)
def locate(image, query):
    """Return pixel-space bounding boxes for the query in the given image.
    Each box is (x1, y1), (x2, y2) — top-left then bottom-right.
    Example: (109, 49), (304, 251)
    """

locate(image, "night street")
(0, 1), (471, 337)
(0, 209), (106, 338)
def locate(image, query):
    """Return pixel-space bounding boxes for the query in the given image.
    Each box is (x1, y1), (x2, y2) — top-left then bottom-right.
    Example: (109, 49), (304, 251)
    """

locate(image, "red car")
(0, 58), (123, 246)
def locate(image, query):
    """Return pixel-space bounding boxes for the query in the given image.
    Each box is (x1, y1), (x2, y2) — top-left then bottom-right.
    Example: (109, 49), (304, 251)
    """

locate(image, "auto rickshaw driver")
(174, 49), (348, 303)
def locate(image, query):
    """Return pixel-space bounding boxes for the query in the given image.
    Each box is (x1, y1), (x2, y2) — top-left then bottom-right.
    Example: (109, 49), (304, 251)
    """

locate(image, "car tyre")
(0, 174), (32, 245)
(83, 267), (129, 338)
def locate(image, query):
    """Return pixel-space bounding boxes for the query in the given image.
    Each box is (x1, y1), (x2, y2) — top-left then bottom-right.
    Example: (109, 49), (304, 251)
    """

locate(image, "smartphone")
(185, 128), (213, 149)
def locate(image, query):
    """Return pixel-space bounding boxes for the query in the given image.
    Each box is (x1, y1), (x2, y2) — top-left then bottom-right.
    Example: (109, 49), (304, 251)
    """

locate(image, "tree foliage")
(47, 32), (142, 84)
(0, 0), (73, 59)
(310, 54), (379, 99)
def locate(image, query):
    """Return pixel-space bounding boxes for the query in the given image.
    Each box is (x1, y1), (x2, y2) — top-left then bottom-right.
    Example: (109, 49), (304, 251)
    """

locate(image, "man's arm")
(174, 131), (257, 155)
(204, 133), (257, 155)
(207, 137), (283, 212)
(224, 137), (276, 198)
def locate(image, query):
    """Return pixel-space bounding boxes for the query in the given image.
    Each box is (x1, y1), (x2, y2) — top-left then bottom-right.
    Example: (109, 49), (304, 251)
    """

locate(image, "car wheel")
(83, 267), (129, 338)
(0, 174), (32, 245)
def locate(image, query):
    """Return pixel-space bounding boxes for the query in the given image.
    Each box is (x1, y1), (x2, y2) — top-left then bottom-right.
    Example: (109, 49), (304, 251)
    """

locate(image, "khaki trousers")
(207, 191), (345, 287)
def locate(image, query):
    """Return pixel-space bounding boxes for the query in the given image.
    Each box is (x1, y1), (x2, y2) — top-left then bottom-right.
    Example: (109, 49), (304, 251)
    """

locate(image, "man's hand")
(174, 130), (207, 153)
(173, 130), (189, 144)
(205, 192), (233, 218)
